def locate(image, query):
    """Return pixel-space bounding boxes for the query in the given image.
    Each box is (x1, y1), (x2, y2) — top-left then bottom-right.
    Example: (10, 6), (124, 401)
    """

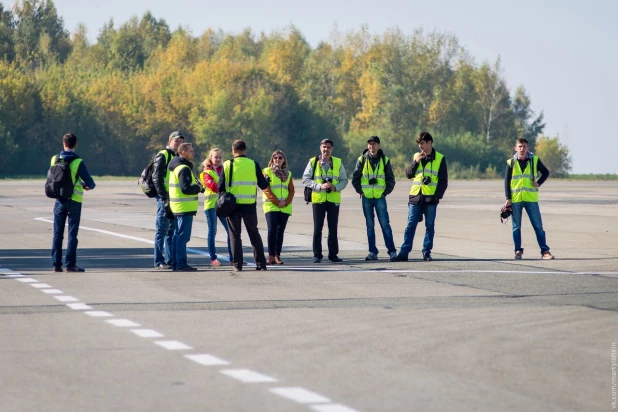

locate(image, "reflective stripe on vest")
(311, 156), (342, 204)
(262, 168), (292, 215)
(508, 156), (539, 203)
(359, 155), (389, 199)
(200, 169), (219, 210)
(410, 151), (443, 196)
(51, 155), (84, 203)
(224, 157), (258, 205)
(169, 165), (199, 213)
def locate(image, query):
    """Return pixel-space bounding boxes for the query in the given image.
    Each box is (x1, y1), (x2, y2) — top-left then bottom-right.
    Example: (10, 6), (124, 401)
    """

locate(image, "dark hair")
(178, 142), (193, 154)
(516, 138), (529, 145)
(232, 140), (246, 152)
(63, 133), (77, 149)
(320, 139), (334, 147)
(416, 131), (433, 144)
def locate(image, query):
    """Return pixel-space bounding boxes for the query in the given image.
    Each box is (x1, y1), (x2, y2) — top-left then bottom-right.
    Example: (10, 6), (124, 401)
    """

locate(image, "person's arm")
(255, 161), (269, 190)
(179, 168), (202, 195)
(435, 158), (448, 200)
(76, 161), (96, 190)
(351, 157), (364, 195)
(262, 181), (280, 204)
(302, 160), (321, 191)
(536, 158), (550, 186)
(285, 178), (295, 205)
(152, 152), (167, 198)
(384, 157), (396, 196)
(406, 156), (419, 179)
(334, 163), (348, 192)
(504, 162), (513, 203)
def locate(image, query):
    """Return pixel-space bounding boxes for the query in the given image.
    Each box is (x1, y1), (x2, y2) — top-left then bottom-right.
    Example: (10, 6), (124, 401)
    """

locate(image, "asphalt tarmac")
(1, 179), (617, 412)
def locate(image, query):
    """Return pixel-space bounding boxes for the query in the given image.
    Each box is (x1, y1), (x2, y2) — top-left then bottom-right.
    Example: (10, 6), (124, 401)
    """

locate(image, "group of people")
(49, 131), (555, 273)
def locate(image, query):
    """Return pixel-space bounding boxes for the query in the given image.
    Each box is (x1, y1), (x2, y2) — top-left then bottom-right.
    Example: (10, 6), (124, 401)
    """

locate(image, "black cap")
(169, 131), (184, 140)
(367, 136), (380, 144)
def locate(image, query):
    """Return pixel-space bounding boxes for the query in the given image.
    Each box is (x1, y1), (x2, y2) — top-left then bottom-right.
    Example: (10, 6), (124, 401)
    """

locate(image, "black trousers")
(312, 201), (340, 259)
(265, 211), (290, 256)
(227, 207), (266, 268)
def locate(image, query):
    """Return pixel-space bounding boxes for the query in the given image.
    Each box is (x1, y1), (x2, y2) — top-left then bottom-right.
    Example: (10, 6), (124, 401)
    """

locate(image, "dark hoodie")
(168, 156), (203, 216)
(351, 149), (396, 196)
(58, 150), (96, 190)
(405, 148), (448, 205)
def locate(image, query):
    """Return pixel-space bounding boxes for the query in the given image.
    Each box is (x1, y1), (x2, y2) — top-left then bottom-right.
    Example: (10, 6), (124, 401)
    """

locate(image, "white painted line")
(54, 296), (79, 302)
(131, 329), (164, 338)
(105, 319), (141, 327)
(0, 268), (14, 272)
(67, 303), (92, 310)
(154, 341), (193, 351)
(16, 278), (38, 283)
(41, 289), (63, 294)
(31, 283), (52, 288)
(269, 387), (330, 404)
(84, 311), (113, 317)
(184, 354), (230, 366)
(4, 274), (23, 277)
(310, 404), (361, 412)
(220, 369), (277, 383)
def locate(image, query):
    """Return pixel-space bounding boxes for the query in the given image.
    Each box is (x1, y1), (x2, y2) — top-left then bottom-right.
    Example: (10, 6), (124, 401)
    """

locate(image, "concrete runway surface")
(1, 179), (617, 412)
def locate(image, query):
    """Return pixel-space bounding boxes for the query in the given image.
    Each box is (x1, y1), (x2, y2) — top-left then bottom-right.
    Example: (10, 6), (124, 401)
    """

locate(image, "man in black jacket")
(153, 131), (183, 269)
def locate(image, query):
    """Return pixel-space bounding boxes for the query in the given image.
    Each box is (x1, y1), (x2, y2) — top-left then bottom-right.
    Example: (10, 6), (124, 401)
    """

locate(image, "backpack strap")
(227, 159), (234, 189)
(310, 156), (318, 180)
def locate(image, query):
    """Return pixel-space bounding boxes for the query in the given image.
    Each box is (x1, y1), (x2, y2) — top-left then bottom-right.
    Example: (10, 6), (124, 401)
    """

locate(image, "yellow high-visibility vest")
(224, 157), (258, 205)
(359, 155), (389, 199)
(169, 165), (199, 214)
(200, 168), (219, 210)
(50, 155), (83, 203)
(410, 151), (443, 196)
(508, 156), (539, 203)
(311, 156), (342, 204)
(262, 167), (292, 215)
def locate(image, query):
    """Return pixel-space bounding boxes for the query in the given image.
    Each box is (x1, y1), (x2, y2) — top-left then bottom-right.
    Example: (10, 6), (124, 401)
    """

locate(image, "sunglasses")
(273, 156), (284, 160)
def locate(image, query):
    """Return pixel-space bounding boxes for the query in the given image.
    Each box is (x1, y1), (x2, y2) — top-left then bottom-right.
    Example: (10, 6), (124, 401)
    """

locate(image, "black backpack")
(138, 150), (171, 198)
(215, 159), (237, 217)
(45, 155), (78, 200)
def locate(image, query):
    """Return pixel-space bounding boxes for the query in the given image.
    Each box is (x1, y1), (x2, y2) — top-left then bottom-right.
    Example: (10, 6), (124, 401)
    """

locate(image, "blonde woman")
(200, 148), (232, 266)
(262, 150), (294, 264)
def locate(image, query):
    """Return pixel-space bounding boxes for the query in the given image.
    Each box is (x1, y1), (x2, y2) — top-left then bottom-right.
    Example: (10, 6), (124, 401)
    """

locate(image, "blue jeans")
(154, 197), (175, 267)
(205, 208), (232, 260)
(52, 199), (82, 268)
(172, 215), (193, 269)
(511, 202), (549, 254)
(399, 203), (437, 256)
(362, 196), (396, 255)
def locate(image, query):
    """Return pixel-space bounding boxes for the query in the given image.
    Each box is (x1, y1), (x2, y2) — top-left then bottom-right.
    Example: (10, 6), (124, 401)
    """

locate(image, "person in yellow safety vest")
(504, 138), (554, 260)
(168, 142), (205, 272)
(351, 136), (397, 261)
(301, 138), (349, 263)
(262, 150), (295, 265)
(392, 131), (448, 262)
(152, 131), (184, 270)
(200, 148), (233, 266)
(51, 133), (96, 273)
(218, 140), (270, 272)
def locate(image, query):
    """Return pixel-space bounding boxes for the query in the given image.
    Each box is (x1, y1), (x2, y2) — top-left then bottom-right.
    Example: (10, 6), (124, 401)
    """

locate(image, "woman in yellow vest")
(262, 150), (295, 264)
(200, 148), (233, 266)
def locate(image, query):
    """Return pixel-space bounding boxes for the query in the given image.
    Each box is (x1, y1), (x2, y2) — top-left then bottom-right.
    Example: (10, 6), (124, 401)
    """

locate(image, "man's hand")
(278, 201), (286, 208)
(532, 182), (539, 187)
(321, 182), (333, 191)
(83, 186), (91, 191)
(505, 199), (512, 207)
(413, 151), (427, 162)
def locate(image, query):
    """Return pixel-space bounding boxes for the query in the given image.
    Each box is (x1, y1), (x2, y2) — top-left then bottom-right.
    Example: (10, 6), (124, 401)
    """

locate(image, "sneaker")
(266, 256), (276, 265)
(388, 251), (398, 260)
(390, 254), (408, 262)
(255, 264), (268, 271)
(423, 252), (432, 262)
(52, 266), (62, 273)
(176, 265), (198, 272)
(65, 266), (85, 272)
(210, 259), (222, 266)
(365, 252), (378, 261)
(329, 256), (343, 263)
(156, 263), (171, 270)
(274, 256), (284, 265)
(514, 250), (523, 260)
(233, 266), (243, 272)
(313, 257), (322, 263)
(542, 251), (555, 260)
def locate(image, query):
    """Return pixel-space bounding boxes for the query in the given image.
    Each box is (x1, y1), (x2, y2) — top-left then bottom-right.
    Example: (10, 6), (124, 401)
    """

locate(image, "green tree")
(534, 135), (572, 177)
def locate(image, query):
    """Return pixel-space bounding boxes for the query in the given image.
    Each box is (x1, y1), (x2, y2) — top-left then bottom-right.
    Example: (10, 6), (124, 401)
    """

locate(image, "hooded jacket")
(58, 150), (96, 190)
(351, 149), (396, 196)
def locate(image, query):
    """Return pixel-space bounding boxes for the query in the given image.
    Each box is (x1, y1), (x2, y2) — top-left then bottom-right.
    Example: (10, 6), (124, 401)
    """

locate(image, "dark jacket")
(153, 147), (176, 200)
(405, 148), (448, 205)
(351, 149), (396, 196)
(504, 154), (550, 200)
(58, 151), (96, 190)
(218, 155), (269, 213)
(168, 156), (203, 216)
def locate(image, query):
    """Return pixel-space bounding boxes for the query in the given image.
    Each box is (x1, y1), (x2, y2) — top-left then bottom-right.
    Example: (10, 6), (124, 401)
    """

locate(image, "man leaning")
(352, 136), (397, 261)
(504, 138), (554, 260)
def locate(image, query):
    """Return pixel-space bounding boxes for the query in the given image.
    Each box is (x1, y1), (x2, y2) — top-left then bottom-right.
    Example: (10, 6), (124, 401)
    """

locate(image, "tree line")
(0, 0), (572, 178)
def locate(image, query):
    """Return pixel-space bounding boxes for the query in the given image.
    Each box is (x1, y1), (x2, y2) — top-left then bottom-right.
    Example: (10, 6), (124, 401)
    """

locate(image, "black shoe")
(329, 256), (343, 263)
(176, 265), (198, 272)
(423, 252), (432, 262)
(155, 263), (171, 270)
(65, 266), (85, 272)
(255, 265), (268, 271)
(390, 254), (408, 262)
(233, 266), (243, 272)
(313, 257), (322, 263)
(52, 266), (62, 273)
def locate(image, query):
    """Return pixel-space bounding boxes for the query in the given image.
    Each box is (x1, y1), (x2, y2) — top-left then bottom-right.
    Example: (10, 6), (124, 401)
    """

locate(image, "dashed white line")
(67, 303), (92, 310)
(4, 273), (23, 277)
(269, 387), (330, 404)
(41, 289), (63, 294)
(54, 296), (79, 302)
(105, 319), (140, 327)
(131, 329), (164, 338)
(220, 369), (277, 383)
(310, 404), (361, 412)
(154, 340), (193, 350)
(31, 283), (52, 288)
(84, 311), (113, 317)
(184, 354), (230, 366)
(16, 278), (38, 283)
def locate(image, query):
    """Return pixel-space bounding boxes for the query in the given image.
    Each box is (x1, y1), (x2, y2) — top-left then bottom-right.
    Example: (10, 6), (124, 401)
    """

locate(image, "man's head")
(168, 131), (184, 152)
(178, 142), (195, 161)
(232, 140), (246, 156)
(320, 139), (334, 160)
(514, 138), (529, 159)
(416, 131), (433, 155)
(367, 136), (380, 157)
(63, 133), (77, 150)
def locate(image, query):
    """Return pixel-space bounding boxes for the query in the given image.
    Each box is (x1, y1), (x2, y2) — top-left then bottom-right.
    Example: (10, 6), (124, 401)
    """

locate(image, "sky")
(4, 0), (617, 173)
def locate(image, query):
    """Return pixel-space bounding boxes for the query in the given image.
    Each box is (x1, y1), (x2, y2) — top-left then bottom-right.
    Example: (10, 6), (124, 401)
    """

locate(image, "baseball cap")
(367, 136), (380, 144)
(169, 131), (184, 140)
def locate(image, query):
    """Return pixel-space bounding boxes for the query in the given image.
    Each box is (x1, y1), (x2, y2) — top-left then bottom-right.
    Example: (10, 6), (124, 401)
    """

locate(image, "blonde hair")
(202, 148), (223, 169)
(267, 150), (288, 169)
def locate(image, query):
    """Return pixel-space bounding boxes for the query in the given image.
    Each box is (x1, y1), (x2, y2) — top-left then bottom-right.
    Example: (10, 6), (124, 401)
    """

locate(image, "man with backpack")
(49, 133), (95, 272)
(152, 131), (184, 270)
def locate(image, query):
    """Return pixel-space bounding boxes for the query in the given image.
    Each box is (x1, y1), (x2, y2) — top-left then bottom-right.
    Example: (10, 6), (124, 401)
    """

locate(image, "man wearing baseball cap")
(352, 136), (397, 261)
